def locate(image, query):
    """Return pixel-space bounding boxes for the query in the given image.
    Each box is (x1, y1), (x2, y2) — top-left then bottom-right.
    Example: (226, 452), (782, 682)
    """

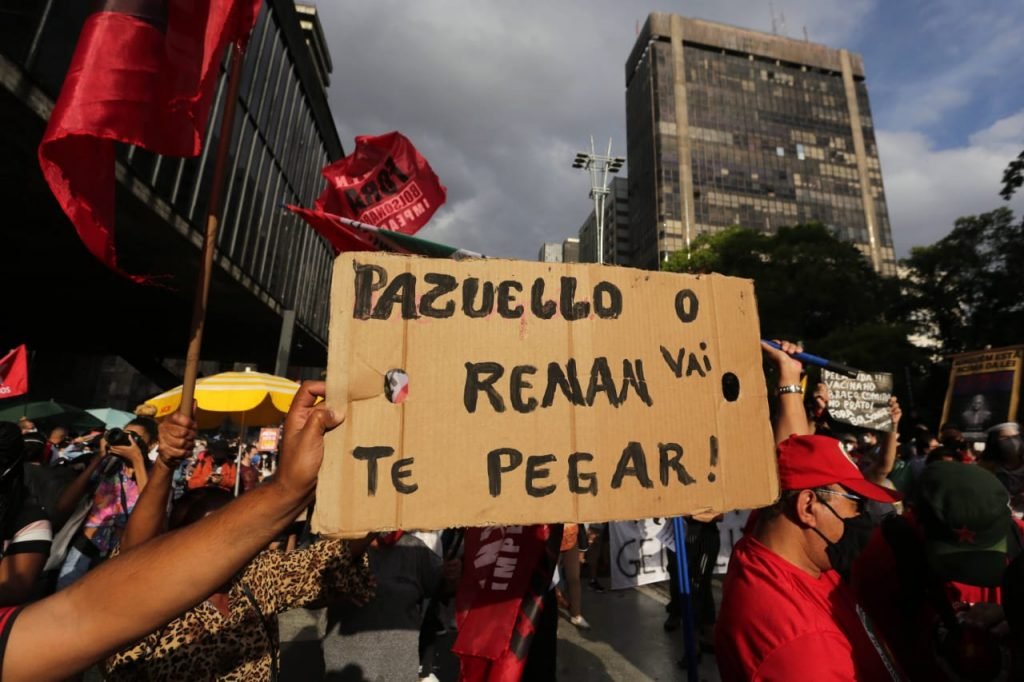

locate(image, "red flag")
(315, 131), (447, 235)
(286, 206), (380, 255)
(38, 0), (260, 282)
(453, 525), (562, 681)
(0, 346), (29, 400)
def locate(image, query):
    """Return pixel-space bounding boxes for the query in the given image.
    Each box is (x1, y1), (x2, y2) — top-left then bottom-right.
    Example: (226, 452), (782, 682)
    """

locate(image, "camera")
(106, 428), (136, 448)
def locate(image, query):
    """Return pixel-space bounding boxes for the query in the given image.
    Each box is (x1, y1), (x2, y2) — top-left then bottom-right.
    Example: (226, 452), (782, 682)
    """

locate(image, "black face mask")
(813, 499), (876, 581)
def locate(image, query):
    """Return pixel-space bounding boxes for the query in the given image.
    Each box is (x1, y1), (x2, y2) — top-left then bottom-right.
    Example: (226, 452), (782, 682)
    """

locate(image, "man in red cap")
(715, 341), (904, 680)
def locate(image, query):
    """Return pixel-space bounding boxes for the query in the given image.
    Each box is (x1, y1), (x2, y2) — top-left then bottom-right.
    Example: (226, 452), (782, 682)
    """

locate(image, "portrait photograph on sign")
(941, 346), (1024, 440)
(313, 252), (778, 535)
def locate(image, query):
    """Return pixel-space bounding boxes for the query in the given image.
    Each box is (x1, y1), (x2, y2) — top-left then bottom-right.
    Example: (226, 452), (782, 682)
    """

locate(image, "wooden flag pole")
(179, 43), (244, 417)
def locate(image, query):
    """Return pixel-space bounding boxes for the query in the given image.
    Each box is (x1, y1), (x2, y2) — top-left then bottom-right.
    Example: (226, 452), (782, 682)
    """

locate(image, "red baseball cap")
(777, 434), (902, 503)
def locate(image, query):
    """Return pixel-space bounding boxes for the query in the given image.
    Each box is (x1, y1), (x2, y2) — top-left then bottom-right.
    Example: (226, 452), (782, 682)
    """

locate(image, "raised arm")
(864, 397), (902, 485)
(108, 436), (150, 495)
(119, 413), (197, 552)
(2, 382), (341, 682)
(52, 444), (107, 528)
(761, 339), (811, 444)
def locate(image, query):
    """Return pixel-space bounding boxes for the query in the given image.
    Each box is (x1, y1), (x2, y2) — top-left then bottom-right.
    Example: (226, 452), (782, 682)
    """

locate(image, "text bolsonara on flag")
(0, 346), (29, 400)
(38, 0), (261, 283)
(286, 206), (483, 259)
(314, 131), (447, 235)
(453, 525), (563, 681)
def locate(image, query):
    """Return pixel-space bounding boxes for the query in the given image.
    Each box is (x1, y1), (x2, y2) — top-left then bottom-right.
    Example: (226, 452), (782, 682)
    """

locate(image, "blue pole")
(760, 339), (861, 378)
(672, 516), (699, 682)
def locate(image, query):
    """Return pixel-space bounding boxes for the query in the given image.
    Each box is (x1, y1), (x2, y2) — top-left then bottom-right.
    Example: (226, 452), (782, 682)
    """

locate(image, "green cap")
(917, 461), (1011, 587)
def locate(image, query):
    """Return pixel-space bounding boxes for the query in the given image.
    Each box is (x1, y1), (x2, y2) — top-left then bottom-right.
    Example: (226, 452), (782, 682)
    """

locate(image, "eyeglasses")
(814, 488), (867, 512)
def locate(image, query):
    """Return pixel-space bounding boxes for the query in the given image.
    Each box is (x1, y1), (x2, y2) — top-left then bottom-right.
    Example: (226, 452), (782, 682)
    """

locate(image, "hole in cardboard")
(385, 369), (409, 404)
(721, 372), (740, 402)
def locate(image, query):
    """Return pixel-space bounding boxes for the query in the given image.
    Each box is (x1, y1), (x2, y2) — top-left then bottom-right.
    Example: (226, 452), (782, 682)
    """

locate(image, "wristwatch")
(777, 384), (803, 396)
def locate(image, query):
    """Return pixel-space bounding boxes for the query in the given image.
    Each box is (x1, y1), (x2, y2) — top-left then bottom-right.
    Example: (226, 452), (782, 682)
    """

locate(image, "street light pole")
(572, 137), (624, 264)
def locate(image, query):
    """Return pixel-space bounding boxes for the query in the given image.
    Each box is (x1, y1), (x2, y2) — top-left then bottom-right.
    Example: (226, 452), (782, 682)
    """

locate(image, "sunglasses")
(815, 488), (867, 513)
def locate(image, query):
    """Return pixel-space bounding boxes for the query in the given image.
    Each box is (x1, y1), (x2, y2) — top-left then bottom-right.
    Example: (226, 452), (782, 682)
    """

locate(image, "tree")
(663, 223), (925, 409)
(900, 207), (1024, 355)
(1000, 150), (1024, 200)
(663, 223), (910, 348)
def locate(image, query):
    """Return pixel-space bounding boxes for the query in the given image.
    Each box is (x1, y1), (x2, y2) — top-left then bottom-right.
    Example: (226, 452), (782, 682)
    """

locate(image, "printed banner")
(941, 346), (1024, 440)
(258, 428), (280, 452)
(714, 510), (751, 573)
(610, 519), (669, 589)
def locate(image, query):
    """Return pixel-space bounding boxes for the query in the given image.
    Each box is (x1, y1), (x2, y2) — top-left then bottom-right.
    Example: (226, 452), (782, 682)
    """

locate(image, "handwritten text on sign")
(315, 253), (777, 534)
(822, 370), (894, 432)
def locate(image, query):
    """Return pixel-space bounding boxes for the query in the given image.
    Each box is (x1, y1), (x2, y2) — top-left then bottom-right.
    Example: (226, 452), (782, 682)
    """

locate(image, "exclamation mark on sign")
(708, 435), (719, 482)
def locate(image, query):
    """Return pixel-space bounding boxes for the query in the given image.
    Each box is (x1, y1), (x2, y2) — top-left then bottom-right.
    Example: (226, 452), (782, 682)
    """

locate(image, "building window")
(796, 143), (805, 160)
(776, 146), (785, 157)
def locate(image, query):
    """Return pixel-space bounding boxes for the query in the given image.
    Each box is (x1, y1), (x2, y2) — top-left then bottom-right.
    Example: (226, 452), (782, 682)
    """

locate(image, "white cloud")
(315, 1), (876, 259)
(310, 2), (1023, 265)
(878, 111), (1024, 255)
(969, 111), (1024, 147)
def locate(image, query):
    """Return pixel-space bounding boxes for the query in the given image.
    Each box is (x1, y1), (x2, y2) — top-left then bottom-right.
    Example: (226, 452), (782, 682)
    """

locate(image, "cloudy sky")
(314, 1), (1024, 260)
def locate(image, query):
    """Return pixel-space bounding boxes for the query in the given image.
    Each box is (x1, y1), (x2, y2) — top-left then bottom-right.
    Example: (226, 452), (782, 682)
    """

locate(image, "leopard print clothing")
(103, 540), (374, 681)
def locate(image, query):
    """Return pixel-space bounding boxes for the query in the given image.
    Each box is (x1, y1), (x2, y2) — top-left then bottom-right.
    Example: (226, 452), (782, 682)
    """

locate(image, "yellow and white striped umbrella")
(145, 369), (299, 429)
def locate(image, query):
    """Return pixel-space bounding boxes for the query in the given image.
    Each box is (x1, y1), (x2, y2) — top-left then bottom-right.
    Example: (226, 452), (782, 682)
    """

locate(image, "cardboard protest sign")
(314, 253), (777, 535)
(821, 370), (894, 432)
(941, 346), (1024, 441)
(610, 519), (669, 589)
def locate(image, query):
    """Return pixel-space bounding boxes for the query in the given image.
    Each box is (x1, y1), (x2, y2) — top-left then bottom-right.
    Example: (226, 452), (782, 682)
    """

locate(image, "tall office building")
(578, 176), (631, 265)
(538, 242), (564, 263)
(625, 14), (896, 274)
(562, 237), (581, 264)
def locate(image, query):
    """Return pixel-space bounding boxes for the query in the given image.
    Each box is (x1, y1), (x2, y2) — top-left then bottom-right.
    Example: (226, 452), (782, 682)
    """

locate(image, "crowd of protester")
(715, 340), (1024, 681)
(0, 340), (1022, 680)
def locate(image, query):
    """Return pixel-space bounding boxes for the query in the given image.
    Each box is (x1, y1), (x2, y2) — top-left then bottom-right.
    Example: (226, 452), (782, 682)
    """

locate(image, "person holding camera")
(52, 417), (157, 589)
(0, 381), (349, 681)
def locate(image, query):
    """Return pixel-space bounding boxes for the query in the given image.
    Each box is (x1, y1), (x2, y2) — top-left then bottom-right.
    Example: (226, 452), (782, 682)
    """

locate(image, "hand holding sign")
(889, 396), (902, 430)
(278, 381), (344, 504)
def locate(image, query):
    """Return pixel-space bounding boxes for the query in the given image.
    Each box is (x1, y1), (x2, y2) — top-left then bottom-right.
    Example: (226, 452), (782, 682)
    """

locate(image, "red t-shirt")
(716, 535), (900, 681)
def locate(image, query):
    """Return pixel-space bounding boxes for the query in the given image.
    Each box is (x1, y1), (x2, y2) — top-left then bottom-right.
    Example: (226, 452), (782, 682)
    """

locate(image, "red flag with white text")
(453, 524), (562, 682)
(315, 132), (447, 235)
(0, 346), (29, 400)
(37, 0), (261, 282)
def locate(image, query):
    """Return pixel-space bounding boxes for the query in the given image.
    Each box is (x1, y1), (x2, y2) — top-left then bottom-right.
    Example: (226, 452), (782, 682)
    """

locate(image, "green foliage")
(662, 223), (912, 358)
(900, 207), (1024, 355)
(662, 223), (925, 410)
(1001, 149), (1024, 201)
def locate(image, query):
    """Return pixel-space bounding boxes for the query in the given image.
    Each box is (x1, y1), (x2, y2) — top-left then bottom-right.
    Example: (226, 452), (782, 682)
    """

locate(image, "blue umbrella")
(86, 407), (135, 429)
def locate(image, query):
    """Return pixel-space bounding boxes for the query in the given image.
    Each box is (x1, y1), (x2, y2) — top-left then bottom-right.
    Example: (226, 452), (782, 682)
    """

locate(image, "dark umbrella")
(0, 399), (105, 433)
